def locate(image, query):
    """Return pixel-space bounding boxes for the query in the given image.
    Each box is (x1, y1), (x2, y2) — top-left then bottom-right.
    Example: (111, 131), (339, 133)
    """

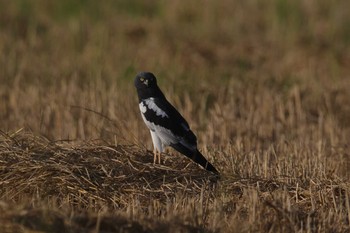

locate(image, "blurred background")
(2, 2), (350, 231)
(0, 0), (349, 149)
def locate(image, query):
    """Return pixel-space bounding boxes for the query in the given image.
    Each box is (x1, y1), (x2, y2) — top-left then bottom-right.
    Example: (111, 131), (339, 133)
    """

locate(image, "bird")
(134, 71), (219, 174)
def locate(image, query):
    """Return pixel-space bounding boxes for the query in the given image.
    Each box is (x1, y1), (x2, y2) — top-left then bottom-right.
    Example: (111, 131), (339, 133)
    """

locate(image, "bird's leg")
(153, 148), (162, 164)
(157, 151), (161, 164)
(153, 148), (157, 164)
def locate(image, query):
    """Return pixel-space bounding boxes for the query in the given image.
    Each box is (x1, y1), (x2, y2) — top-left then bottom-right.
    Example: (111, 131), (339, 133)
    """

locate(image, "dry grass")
(0, 126), (349, 232)
(1, 0), (350, 232)
(0, 131), (218, 232)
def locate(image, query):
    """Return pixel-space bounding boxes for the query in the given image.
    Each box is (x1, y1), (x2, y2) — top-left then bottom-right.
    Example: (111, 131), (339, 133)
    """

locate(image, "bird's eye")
(140, 77), (144, 82)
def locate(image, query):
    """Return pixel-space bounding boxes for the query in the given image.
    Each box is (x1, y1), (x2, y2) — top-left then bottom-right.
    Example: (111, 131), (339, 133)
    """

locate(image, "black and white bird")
(134, 72), (219, 174)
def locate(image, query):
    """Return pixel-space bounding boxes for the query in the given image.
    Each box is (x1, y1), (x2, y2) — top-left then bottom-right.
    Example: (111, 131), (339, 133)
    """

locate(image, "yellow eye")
(140, 77), (144, 82)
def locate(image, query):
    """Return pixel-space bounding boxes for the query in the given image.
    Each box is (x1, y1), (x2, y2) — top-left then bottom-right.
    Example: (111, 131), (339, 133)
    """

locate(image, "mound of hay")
(0, 130), (218, 210)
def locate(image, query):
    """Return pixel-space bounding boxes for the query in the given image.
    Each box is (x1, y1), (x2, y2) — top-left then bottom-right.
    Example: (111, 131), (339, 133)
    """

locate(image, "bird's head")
(134, 72), (165, 101)
(134, 72), (158, 89)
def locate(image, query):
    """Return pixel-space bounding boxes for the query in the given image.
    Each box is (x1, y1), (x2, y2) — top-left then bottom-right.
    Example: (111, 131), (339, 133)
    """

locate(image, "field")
(1, 0), (350, 232)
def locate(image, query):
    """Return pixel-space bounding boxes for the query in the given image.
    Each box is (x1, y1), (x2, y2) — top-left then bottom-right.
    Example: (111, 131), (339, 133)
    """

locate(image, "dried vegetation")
(1, 0), (350, 232)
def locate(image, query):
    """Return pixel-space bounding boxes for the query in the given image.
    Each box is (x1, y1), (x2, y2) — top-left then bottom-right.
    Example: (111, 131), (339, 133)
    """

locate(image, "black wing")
(141, 97), (197, 145)
(142, 97), (219, 174)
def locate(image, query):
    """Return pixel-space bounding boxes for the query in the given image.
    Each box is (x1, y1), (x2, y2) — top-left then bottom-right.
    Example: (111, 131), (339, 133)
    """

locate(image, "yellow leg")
(153, 148), (162, 164)
(157, 151), (161, 164)
(153, 148), (157, 164)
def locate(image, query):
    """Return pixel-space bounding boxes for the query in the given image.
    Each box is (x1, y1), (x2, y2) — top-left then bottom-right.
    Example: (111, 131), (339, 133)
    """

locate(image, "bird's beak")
(143, 80), (149, 86)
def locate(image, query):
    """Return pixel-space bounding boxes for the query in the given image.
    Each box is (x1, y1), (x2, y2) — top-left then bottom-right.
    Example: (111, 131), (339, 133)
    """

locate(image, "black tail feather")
(171, 144), (219, 175)
(192, 149), (219, 174)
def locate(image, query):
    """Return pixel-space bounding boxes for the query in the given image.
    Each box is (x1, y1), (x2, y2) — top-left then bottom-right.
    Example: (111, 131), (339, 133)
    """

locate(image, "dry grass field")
(1, 0), (350, 232)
